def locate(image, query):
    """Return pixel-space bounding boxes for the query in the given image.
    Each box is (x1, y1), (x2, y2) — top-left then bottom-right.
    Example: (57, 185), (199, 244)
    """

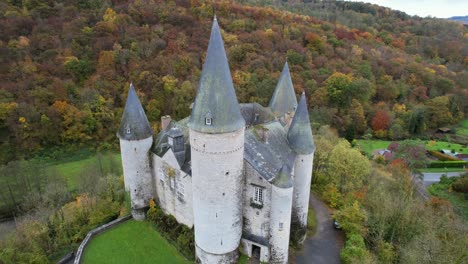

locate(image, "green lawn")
(420, 168), (467, 173)
(355, 140), (392, 156)
(82, 220), (190, 264)
(356, 139), (468, 157)
(49, 153), (121, 190)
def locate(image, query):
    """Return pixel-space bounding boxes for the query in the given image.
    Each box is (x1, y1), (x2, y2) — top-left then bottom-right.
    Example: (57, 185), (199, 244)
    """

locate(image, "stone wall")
(73, 215), (132, 264)
(153, 153), (194, 228)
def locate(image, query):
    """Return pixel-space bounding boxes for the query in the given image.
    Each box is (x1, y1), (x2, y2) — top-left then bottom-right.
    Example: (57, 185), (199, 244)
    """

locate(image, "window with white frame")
(253, 186), (264, 205)
(205, 117), (212, 125)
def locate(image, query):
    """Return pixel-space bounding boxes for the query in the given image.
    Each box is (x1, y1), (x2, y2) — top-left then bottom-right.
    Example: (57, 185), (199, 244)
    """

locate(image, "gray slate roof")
(244, 121), (296, 185)
(271, 165), (293, 189)
(269, 62), (298, 117)
(189, 17), (244, 133)
(117, 84), (153, 140)
(240, 103), (276, 127)
(287, 93), (315, 155)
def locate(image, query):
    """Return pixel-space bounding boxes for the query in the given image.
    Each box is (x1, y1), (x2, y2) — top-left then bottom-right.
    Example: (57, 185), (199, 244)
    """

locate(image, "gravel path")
(293, 193), (344, 264)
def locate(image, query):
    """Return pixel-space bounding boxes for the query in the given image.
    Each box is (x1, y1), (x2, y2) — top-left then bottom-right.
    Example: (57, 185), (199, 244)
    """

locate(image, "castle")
(117, 17), (315, 264)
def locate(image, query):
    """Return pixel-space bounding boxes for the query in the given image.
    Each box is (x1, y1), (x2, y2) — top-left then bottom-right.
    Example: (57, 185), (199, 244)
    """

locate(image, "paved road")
(293, 194), (344, 264)
(423, 171), (465, 187)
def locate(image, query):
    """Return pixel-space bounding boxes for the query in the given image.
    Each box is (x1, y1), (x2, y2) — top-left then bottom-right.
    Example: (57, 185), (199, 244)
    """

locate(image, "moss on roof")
(269, 62), (298, 117)
(117, 84), (153, 141)
(287, 93), (315, 155)
(189, 17), (244, 134)
(271, 165), (293, 189)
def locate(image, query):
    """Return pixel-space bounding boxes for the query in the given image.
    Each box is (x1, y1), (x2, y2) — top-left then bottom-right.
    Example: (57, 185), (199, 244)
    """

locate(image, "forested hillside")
(0, 0), (467, 163)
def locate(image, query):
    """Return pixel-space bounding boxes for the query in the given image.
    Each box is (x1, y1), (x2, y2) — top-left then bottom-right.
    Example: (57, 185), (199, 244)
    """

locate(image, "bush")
(340, 233), (373, 264)
(429, 161), (467, 168)
(427, 150), (460, 161)
(452, 175), (468, 193)
(147, 200), (195, 260)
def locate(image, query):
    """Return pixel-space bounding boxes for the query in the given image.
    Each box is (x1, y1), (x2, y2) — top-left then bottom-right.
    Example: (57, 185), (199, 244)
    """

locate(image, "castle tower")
(287, 92), (315, 242)
(269, 165), (294, 264)
(117, 83), (153, 220)
(189, 17), (245, 264)
(269, 62), (298, 126)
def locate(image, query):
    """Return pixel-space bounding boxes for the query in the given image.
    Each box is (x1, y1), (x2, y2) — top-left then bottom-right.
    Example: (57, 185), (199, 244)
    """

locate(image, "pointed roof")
(287, 93), (315, 155)
(117, 83), (153, 140)
(271, 165), (293, 188)
(189, 17), (244, 133)
(269, 62), (298, 116)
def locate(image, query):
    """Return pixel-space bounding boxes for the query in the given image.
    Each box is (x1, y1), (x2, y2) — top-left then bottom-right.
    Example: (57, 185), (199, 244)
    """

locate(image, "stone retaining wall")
(73, 215), (132, 264)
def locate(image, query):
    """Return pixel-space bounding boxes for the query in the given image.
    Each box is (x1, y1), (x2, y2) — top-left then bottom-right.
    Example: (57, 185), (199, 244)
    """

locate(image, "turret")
(288, 92), (315, 242)
(269, 165), (294, 264)
(189, 17), (245, 264)
(269, 62), (298, 127)
(117, 83), (153, 220)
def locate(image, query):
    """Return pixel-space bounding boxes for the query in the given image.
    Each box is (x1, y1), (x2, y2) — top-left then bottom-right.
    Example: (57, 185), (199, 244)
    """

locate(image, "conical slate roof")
(287, 92), (315, 154)
(269, 62), (298, 116)
(271, 165), (293, 188)
(189, 17), (244, 133)
(117, 83), (153, 140)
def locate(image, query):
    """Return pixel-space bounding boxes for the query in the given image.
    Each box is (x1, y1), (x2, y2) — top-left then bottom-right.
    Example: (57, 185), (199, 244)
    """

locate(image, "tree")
(425, 96), (453, 128)
(323, 72), (354, 107)
(371, 110), (391, 133)
(328, 140), (371, 194)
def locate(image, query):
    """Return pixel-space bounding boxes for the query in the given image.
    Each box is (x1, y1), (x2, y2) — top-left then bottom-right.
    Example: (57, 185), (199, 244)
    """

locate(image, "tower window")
(205, 117), (212, 125)
(279, 222), (284, 231)
(126, 125), (131, 134)
(253, 186), (264, 205)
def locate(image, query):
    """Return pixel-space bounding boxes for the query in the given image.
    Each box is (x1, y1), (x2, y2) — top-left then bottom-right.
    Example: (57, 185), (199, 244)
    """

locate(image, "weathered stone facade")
(117, 17), (315, 263)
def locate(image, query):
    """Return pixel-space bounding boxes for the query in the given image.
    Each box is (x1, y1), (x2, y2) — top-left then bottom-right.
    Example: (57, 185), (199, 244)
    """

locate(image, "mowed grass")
(49, 153), (121, 190)
(355, 140), (392, 156)
(357, 139), (468, 156)
(82, 220), (190, 264)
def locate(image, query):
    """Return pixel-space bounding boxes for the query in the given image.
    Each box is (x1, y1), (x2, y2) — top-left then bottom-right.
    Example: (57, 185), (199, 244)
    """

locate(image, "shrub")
(452, 175), (468, 193)
(340, 233), (373, 264)
(427, 150), (460, 161)
(429, 161), (467, 168)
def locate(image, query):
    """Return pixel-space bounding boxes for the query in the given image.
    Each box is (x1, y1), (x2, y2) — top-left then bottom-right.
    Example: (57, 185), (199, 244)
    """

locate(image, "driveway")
(423, 171), (465, 187)
(293, 194), (344, 264)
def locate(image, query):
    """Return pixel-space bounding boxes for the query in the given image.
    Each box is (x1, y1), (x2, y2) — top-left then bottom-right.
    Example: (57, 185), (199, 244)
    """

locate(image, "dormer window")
(205, 111), (213, 126)
(125, 125), (131, 134)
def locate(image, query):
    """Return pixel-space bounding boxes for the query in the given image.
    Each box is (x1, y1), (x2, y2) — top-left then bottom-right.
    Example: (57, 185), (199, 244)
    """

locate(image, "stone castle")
(117, 17), (315, 264)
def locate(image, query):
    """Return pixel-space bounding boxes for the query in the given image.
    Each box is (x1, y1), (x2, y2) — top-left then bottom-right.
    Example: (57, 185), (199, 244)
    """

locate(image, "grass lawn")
(82, 220), (190, 264)
(355, 140), (392, 156)
(49, 153), (121, 190)
(356, 139), (468, 157)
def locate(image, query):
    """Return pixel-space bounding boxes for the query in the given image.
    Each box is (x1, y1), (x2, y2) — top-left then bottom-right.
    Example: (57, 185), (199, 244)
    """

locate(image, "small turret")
(269, 165), (294, 264)
(269, 62), (298, 119)
(117, 83), (154, 220)
(288, 92), (315, 242)
(189, 17), (245, 264)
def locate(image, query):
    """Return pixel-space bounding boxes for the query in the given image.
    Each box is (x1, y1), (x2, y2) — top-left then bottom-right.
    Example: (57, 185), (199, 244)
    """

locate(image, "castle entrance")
(252, 244), (261, 259)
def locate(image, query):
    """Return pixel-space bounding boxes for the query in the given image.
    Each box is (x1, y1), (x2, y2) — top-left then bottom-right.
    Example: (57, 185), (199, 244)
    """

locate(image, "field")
(356, 139), (468, 157)
(355, 140), (392, 156)
(82, 220), (190, 264)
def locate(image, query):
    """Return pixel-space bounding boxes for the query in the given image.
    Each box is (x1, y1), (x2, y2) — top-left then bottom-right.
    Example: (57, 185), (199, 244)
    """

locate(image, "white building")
(117, 17), (315, 264)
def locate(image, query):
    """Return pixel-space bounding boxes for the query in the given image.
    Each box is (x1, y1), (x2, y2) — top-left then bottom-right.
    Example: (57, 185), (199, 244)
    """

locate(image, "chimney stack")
(161, 115), (172, 130)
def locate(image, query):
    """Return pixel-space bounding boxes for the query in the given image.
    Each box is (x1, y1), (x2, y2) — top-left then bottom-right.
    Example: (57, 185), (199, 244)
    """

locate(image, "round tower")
(269, 166), (294, 264)
(287, 93), (316, 242)
(117, 84), (153, 220)
(189, 17), (245, 264)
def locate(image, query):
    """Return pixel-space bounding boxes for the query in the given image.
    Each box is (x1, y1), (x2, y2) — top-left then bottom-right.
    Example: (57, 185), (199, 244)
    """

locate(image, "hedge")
(429, 161), (467, 168)
(427, 150), (460, 161)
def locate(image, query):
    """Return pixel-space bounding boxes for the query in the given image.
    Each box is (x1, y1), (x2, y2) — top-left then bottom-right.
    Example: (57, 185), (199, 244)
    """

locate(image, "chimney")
(258, 126), (269, 143)
(161, 115), (172, 130)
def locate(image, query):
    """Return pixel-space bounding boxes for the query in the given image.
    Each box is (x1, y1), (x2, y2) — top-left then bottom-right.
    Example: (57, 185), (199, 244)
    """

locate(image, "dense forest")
(0, 1), (467, 263)
(0, 0), (466, 164)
